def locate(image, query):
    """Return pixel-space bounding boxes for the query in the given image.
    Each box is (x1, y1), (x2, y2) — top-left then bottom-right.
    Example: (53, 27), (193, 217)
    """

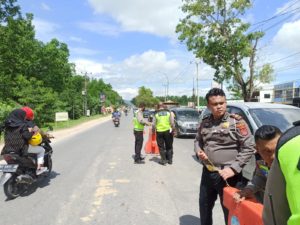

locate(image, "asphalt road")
(0, 113), (224, 225)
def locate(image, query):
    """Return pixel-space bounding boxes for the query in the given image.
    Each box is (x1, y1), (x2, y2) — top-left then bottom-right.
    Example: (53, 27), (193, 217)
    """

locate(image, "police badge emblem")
(222, 122), (229, 129)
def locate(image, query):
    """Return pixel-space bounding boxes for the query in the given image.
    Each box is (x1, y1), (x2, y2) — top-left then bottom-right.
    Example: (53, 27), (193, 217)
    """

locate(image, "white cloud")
(273, 20), (300, 52)
(69, 36), (86, 43)
(41, 3), (51, 11)
(78, 21), (120, 36)
(71, 50), (197, 99)
(87, 0), (183, 37)
(32, 18), (60, 42)
(73, 59), (106, 76)
(124, 50), (179, 72)
(71, 48), (219, 100)
(70, 47), (100, 56)
(116, 88), (138, 100)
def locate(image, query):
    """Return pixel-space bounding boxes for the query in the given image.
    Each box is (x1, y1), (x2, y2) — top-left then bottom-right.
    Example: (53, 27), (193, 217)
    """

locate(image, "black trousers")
(156, 130), (173, 161)
(134, 130), (143, 160)
(199, 167), (243, 225)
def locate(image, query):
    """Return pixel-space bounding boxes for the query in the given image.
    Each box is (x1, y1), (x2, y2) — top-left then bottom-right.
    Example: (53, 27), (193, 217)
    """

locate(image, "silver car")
(171, 107), (200, 137)
(199, 102), (300, 179)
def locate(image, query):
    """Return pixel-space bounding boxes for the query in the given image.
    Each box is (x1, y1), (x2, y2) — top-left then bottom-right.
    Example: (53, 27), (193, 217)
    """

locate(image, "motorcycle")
(113, 117), (120, 127)
(0, 134), (53, 199)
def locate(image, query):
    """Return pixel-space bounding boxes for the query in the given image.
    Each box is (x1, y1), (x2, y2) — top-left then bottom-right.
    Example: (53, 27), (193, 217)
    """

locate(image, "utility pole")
(196, 62), (199, 110)
(192, 78), (195, 108)
(162, 84), (167, 102)
(82, 72), (88, 116)
(161, 73), (169, 101)
(85, 72), (87, 116)
(191, 60), (200, 110)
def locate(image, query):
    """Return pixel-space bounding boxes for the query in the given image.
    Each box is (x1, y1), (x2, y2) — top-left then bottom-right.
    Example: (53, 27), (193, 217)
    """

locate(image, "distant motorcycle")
(0, 134), (53, 199)
(113, 118), (120, 127)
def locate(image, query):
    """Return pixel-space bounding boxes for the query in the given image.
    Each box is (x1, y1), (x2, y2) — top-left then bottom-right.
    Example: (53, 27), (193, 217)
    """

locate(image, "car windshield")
(249, 108), (300, 131)
(177, 110), (199, 118)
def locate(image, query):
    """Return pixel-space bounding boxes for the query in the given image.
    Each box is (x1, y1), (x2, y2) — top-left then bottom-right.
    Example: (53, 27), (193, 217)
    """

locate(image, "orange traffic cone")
(144, 127), (159, 154)
(223, 187), (263, 225)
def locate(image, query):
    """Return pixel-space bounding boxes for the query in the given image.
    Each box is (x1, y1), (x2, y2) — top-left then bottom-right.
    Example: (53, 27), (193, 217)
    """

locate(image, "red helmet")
(21, 106), (34, 120)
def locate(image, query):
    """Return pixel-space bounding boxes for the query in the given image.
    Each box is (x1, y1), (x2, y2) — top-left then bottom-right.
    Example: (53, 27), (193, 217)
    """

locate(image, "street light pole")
(162, 84), (167, 102)
(191, 60), (200, 110)
(162, 73), (169, 101)
(196, 62), (199, 109)
(85, 72), (87, 116)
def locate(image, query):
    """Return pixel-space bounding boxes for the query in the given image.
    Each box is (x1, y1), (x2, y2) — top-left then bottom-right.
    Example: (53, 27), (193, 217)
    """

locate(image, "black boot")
(166, 149), (173, 164)
(159, 149), (167, 166)
(134, 159), (145, 164)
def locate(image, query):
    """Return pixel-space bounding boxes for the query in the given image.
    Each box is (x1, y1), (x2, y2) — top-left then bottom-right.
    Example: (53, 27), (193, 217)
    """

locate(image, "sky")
(17, 0), (300, 100)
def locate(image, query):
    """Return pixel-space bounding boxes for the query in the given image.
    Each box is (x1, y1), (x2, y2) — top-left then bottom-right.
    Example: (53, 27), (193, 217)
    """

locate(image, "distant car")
(143, 109), (150, 118)
(199, 102), (300, 179)
(171, 107), (200, 137)
(133, 108), (138, 116)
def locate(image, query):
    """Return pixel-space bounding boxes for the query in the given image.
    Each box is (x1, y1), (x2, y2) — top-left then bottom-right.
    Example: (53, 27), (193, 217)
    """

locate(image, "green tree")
(0, 13), (37, 100)
(36, 39), (72, 93)
(0, 1), (123, 124)
(12, 75), (62, 125)
(0, 0), (20, 22)
(176, 0), (274, 101)
(60, 75), (85, 119)
(132, 86), (159, 107)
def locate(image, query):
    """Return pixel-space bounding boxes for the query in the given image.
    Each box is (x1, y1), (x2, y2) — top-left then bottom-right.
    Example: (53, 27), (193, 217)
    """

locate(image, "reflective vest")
(278, 134), (300, 225)
(155, 110), (171, 132)
(133, 110), (144, 131)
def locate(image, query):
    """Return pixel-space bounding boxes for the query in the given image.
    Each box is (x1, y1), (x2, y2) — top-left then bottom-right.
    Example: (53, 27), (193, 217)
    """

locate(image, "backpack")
(1, 124), (27, 156)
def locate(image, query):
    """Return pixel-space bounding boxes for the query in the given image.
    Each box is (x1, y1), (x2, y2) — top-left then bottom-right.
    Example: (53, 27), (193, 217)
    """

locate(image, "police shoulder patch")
(230, 113), (242, 121)
(236, 121), (248, 136)
(202, 113), (211, 121)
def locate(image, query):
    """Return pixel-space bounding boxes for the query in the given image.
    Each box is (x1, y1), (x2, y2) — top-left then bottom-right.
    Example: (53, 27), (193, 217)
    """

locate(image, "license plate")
(0, 164), (19, 173)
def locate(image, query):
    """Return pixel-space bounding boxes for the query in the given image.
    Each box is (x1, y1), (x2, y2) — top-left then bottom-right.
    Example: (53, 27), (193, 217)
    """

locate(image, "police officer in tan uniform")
(196, 88), (255, 225)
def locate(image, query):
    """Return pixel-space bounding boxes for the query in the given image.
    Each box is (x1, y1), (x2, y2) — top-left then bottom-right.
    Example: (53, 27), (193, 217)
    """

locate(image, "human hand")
(47, 133), (55, 139)
(233, 188), (254, 203)
(218, 167), (235, 180)
(33, 125), (39, 132)
(233, 192), (245, 203)
(172, 129), (177, 137)
(197, 150), (208, 160)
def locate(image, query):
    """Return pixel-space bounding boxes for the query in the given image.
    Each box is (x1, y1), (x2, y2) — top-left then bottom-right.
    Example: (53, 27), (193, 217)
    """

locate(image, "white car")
(199, 102), (300, 179)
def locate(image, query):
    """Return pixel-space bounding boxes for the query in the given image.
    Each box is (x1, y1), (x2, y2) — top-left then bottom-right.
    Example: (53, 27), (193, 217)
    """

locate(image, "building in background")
(259, 84), (274, 103)
(273, 80), (300, 107)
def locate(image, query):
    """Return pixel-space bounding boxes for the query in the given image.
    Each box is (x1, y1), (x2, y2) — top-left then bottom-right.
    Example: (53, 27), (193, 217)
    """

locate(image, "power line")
(249, 4), (300, 33)
(263, 10), (300, 32)
(256, 51), (300, 70)
(275, 62), (300, 72)
(268, 51), (300, 64)
(251, 1), (300, 27)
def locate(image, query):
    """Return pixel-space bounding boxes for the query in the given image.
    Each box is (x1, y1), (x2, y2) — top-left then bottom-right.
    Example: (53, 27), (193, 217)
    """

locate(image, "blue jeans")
(199, 167), (243, 225)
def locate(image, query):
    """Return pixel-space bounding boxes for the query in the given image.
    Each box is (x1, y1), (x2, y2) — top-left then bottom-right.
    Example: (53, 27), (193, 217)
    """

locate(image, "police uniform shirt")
(198, 112), (255, 173)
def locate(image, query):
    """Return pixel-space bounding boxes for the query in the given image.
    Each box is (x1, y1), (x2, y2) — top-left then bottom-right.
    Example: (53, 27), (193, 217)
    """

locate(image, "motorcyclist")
(111, 108), (121, 123)
(112, 108), (121, 121)
(124, 108), (128, 116)
(1, 107), (47, 175)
